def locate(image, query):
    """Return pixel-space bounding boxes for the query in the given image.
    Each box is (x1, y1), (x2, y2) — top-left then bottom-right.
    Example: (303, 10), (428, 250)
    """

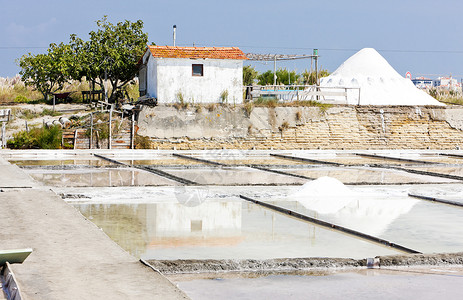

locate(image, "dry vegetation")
(427, 88), (463, 105)
(0, 76), (140, 104)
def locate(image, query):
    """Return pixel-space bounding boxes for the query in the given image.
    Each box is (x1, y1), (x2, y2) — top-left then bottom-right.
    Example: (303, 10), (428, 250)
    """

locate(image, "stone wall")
(137, 104), (463, 150)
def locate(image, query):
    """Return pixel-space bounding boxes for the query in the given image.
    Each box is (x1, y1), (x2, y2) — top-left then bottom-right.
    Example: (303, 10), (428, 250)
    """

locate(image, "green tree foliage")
(18, 16), (148, 102)
(257, 70), (275, 85)
(70, 16), (148, 100)
(18, 42), (74, 100)
(276, 69), (299, 85)
(257, 68), (300, 85)
(300, 69), (330, 85)
(243, 65), (258, 86)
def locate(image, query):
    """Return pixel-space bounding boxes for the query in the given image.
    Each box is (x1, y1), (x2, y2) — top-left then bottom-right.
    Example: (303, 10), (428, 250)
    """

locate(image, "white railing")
(244, 85), (361, 104)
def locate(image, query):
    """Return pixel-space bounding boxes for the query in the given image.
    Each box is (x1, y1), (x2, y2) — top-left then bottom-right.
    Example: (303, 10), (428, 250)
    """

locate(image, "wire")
(0, 47), (47, 49)
(2, 44), (463, 55)
(177, 43), (463, 54)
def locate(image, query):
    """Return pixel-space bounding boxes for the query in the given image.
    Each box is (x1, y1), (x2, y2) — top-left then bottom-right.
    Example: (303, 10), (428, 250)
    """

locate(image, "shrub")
(134, 135), (151, 149)
(14, 95), (30, 103)
(36, 125), (62, 149)
(7, 126), (62, 149)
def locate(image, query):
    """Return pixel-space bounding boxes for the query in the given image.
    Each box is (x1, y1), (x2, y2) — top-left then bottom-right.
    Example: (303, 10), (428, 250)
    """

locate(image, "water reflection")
(164, 167), (307, 185)
(75, 201), (242, 259)
(10, 159), (112, 167)
(27, 168), (175, 187)
(288, 177), (419, 236)
(73, 197), (399, 260)
(281, 167), (455, 184)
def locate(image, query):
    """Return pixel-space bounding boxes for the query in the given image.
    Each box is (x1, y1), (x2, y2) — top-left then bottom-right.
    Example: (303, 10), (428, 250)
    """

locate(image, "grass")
(0, 83), (42, 104)
(15, 108), (62, 120)
(244, 102), (253, 116)
(249, 98), (332, 111)
(220, 89), (229, 103)
(253, 97), (278, 108)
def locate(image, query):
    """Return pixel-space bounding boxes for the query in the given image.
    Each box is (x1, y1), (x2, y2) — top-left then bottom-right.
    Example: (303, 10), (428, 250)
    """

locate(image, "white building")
(138, 46), (248, 104)
(411, 77), (433, 89)
(433, 76), (461, 91)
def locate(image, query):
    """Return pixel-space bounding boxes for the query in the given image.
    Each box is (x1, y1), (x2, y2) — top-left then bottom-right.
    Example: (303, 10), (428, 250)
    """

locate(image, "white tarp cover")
(320, 48), (444, 106)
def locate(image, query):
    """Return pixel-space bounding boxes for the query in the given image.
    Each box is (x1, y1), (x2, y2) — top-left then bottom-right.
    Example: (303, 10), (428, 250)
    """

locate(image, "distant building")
(411, 77), (433, 89)
(433, 76), (461, 91)
(138, 46), (248, 104)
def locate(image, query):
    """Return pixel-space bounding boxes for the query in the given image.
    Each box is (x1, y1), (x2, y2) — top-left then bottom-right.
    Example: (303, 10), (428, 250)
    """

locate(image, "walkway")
(0, 156), (188, 299)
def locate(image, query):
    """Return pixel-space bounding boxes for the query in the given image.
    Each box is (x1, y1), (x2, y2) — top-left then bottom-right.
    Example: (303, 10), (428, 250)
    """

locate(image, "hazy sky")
(1, 0), (463, 79)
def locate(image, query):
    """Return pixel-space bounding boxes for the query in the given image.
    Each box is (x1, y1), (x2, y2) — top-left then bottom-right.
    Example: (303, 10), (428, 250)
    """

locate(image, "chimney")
(173, 25), (177, 47)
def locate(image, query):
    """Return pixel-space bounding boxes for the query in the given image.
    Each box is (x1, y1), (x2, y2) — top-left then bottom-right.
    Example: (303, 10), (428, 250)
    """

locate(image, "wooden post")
(131, 113), (135, 150)
(90, 112), (93, 149)
(53, 94), (56, 112)
(73, 130), (78, 150)
(108, 104), (113, 149)
(1, 122), (5, 149)
(25, 120), (29, 133)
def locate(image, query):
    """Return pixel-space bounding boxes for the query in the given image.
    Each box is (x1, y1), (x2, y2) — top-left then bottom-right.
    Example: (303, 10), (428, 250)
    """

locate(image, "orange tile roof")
(147, 46), (248, 60)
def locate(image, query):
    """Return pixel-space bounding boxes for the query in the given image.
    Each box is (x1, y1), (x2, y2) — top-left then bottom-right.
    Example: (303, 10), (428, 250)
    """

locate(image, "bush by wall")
(7, 126), (63, 149)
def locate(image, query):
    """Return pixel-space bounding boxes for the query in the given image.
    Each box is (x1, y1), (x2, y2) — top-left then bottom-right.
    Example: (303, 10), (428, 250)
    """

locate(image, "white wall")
(147, 57), (243, 104)
(146, 52), (158, 98)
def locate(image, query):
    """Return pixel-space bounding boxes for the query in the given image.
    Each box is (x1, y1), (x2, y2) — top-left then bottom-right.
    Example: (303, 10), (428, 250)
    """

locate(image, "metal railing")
(244, 85), (361, 104)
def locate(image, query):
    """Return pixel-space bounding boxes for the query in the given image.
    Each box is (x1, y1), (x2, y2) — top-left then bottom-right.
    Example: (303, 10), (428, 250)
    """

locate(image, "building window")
(192, 64), (203, 76)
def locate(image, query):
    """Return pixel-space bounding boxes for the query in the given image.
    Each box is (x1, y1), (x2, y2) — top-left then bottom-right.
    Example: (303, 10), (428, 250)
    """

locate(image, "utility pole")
(173, 25), (177, 47)
(313, 49), (319, 86)
(314, 49), (319, 101)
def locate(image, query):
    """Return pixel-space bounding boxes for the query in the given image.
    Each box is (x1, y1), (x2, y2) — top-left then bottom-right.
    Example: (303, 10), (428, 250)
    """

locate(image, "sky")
(1, 0), (463, 79)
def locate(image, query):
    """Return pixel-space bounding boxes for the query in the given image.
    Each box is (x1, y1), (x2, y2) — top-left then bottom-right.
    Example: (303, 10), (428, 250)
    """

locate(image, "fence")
(245, 85), (361, 104)
(63, 105), (136, 150)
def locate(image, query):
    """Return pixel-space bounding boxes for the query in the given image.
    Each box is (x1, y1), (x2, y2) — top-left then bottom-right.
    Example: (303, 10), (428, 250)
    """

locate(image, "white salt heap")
(291, 176), (419, 235)
(291, 177), (357, 214)
(320, 48), (444, 106)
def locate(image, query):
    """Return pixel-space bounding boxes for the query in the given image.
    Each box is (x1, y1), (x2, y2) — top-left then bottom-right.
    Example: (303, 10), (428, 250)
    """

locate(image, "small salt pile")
(320, 48), (444, 106)
(291, 176), (357, 214)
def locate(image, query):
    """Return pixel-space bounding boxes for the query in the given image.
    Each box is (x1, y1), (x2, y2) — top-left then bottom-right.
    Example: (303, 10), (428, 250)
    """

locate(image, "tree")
(257, 70), (275, 85)
(300, 69), (330, 85)
(243, 65), (258, 86)
(275, 69), (299, 85)
(71, 16), (148, 101)
(18, 42), (73, 100)
(257, 68), (300, 85)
